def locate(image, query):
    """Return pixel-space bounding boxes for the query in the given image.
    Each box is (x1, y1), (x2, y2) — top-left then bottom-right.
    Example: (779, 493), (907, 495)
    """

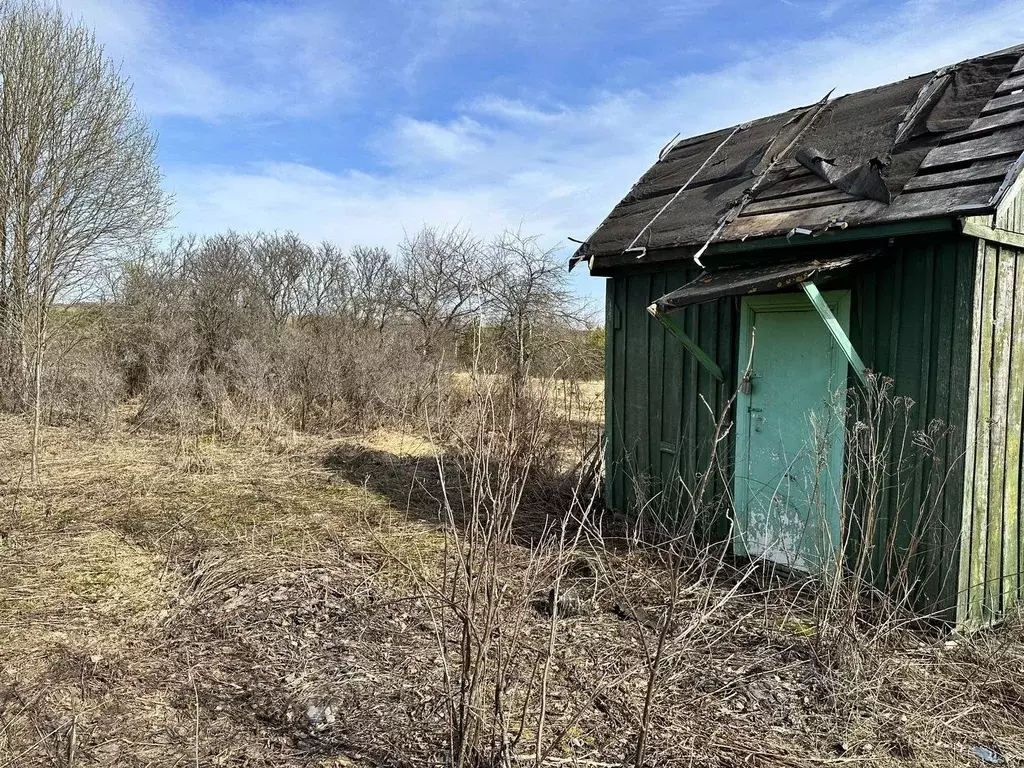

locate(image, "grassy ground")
(1, 410), (1023, 767)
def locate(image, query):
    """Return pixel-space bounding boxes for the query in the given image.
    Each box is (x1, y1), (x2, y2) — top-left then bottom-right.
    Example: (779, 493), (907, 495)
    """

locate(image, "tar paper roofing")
(574, 44), (1024, 270)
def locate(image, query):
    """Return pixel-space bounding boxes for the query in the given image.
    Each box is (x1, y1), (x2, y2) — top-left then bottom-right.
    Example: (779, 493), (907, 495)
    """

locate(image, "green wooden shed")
(572, 44), (1024, 625)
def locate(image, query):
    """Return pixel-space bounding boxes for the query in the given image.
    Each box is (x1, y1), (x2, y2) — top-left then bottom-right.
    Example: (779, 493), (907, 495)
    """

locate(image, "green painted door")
(734, 292), (850, 571)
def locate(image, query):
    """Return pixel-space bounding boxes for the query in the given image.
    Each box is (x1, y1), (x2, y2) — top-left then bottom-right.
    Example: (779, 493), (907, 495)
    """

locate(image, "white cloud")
(60, 0), (359, 120)
(165, 158), (609, 300)
(386, 117), (492, 166)
(166, 162), (514, 254)
(468, 96), (568, 124)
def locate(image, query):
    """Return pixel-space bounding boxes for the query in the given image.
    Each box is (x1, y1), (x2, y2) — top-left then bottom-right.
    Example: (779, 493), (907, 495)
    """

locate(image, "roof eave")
(587, 216), (964, 276)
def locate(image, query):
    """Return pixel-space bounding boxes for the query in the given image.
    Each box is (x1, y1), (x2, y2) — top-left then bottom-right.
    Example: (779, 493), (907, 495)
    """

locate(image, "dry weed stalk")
(622, 341), (755, 767)
(815, 374), (962, 683)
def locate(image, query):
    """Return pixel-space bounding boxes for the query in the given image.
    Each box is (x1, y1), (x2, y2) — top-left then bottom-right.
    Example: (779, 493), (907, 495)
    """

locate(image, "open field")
(1, 408), (1024, 767)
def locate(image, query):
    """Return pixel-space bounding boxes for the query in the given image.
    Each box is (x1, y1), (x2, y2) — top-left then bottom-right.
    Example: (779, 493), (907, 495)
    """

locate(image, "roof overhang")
(649, 250), (881, 315)
(576, 44), (1024, 275)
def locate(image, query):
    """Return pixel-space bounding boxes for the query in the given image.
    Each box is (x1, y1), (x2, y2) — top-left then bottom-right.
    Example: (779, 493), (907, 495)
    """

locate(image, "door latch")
(740, 371), (756, 395)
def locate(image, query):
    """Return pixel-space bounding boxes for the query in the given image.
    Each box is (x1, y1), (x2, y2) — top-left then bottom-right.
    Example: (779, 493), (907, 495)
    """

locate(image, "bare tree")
(484, 229), (577, 395)
(0, 1), (169, 477)
(298, 240), (350, 318)
(396, 225), (489, 358)
(248, 231), (311, 327)
(350, 244), (397, 332)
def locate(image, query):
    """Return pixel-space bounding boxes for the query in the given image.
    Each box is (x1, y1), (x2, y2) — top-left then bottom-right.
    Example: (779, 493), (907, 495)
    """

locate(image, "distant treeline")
(35, 227), (601, 435)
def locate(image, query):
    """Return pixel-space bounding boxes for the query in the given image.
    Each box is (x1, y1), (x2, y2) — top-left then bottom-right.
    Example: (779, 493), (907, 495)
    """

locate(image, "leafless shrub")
(66, 220), (596, 444)
(369, 364), (603, 767)
(41, 327), (123, 433)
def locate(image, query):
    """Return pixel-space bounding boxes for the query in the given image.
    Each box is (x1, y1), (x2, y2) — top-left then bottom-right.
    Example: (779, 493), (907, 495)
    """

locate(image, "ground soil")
(1, 416), (1023, 767)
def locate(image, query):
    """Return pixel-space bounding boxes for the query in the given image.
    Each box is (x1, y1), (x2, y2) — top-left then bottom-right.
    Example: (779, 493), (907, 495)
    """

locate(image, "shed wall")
(959, 237), (1024, 625)
(848, 236), (976, 618)
(604, 265), (737, 542)
(605, 234), (976, 617)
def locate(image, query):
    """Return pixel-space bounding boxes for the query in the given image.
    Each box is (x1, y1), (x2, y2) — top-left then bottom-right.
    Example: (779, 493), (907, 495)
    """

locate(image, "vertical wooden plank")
(649, 272), (666, 503)
(604, 278), (616, 510)
(683, 299), (699, 512)
(859, 267), (877, 373)
(660, 270), (684, 499)
(614, 276), (630, 511)
(1004, 253), (1024, 609)
(969, 244), (995, 623)
(910, 247), (935, 591)
(623, 274), (648, 503)
(695, 300), (715, 505)
(850, 263), (876, 581)
(920, 246), (935, 423)
(895, 251), (924, 571)
(867, 258), (890, 583)
(717, 293), (737, 541)
(957, 242), (985, 625)
(997, 190), (1022, 232)
(936, 240), (973, 617)
(942, 243), (974, 622)
(675, 276), (692, 511)
(640, 274), (652, 482)
(880, 256), (904, 582)
(889, 256), (904, 383)
(1002, 182), (1024, 609)
(987, 246), (1013, 617)
(922, 242), (952, 610)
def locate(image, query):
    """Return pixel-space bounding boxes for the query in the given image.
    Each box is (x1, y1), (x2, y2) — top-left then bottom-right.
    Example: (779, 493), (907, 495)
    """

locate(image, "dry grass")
(0, 414), (1022, 767)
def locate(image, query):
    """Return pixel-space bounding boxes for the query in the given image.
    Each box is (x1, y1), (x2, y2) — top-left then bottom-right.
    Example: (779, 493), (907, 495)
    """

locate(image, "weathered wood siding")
(604, 265), (737, 541)
(958, 236), (1024, 626)
(995, 177), (1024, 232)
(605, 234), (977, 618)
(848, 236), (977, 619)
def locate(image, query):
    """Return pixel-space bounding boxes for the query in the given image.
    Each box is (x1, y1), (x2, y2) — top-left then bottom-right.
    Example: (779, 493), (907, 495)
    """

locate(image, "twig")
(190, 669), (200, 768)
(66, 716), (77, 768)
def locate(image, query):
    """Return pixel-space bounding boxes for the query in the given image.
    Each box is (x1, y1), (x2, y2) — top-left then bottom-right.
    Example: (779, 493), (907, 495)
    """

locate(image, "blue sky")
(62, 0), (1024, 300)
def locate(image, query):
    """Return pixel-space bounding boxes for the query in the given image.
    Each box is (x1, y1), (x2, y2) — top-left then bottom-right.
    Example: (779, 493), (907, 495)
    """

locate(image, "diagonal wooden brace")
(647, 303), (724, 382)
(800, 281), (868, 386)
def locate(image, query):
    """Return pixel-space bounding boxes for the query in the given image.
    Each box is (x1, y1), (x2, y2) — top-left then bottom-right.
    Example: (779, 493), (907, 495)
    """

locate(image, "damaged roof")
(576, 44), (1024, 270)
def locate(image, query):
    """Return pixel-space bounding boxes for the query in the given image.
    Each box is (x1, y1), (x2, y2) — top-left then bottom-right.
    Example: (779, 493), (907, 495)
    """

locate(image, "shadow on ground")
(321, 442), (586, 543)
